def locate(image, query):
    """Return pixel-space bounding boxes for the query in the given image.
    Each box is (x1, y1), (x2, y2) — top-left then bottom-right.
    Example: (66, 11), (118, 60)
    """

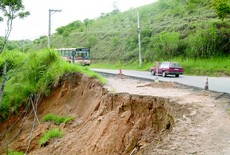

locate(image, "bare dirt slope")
(105, 76), (230, 155)
(0, 73), (230, 155)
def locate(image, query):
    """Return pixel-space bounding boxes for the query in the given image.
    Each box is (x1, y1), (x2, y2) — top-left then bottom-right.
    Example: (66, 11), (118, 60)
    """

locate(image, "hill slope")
(30, 0), (230, 62)
(0, 73), (175, 154)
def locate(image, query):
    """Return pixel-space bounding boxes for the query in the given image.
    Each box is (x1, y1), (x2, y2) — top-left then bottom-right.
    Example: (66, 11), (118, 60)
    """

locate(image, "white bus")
(55, 48), (90, 66)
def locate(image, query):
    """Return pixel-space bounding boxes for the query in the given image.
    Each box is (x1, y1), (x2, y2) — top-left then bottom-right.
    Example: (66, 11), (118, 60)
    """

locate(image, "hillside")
(27, 0), (230, 63)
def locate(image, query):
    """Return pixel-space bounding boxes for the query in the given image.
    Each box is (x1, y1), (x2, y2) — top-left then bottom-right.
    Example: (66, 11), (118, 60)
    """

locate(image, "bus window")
(54, 48), (90, 66)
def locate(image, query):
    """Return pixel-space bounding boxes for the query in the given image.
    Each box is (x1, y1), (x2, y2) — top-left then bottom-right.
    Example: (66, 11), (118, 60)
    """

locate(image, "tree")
(0, 0), (30, 107)
(212, 0), (230, 21)
(0, 0), (30, 52)
(112, 1), (120, 15)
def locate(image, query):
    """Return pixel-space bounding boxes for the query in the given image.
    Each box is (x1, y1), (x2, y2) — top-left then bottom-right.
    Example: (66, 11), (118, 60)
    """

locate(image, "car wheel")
(151, 70), (155, 75)
(175, 74), (179, 77)
(162, 71), (166, 77)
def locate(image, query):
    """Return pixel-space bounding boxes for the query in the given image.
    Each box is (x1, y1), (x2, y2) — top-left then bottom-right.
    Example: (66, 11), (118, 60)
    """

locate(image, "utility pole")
(48, 9), (61, 49)
(137, 10), (142, 67)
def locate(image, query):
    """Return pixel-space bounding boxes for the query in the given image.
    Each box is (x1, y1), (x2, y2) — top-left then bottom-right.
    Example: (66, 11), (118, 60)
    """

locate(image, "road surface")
(91, 68), (230, 94)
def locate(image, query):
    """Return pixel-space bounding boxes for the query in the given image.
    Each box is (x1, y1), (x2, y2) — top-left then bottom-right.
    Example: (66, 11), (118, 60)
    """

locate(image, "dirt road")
(105, 76), (230, 155)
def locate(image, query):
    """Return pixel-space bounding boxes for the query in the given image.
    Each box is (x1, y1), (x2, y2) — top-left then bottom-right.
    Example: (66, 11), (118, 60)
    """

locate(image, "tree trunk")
(0, 61), (8, 108)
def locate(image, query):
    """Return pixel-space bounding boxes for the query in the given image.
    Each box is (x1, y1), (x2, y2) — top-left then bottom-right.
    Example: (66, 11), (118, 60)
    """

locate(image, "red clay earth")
(0, 73), (230, 155)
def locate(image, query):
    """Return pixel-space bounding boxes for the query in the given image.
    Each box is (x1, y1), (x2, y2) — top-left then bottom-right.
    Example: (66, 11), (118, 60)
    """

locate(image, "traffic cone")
(119, 68), (122, 77)
(204, 78), (209, 90)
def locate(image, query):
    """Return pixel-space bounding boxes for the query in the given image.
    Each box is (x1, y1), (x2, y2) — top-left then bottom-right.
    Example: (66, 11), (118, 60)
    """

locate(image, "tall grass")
(172, 57), (230, 76)
(91, 60), (153, 71)
(0, 49), (105, 120)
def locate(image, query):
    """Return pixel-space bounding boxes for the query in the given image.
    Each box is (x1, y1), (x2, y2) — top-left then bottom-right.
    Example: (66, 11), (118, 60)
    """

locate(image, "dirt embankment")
(0, 73), (181, 155)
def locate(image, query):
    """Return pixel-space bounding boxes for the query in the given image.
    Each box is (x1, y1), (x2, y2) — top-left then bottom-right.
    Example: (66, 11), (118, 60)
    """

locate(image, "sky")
(0, 0), (157, 40)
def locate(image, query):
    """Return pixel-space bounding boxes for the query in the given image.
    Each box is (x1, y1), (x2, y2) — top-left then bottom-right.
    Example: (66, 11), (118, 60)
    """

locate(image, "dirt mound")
(0, 73), (178, 155)
(138, 81), (177, 88)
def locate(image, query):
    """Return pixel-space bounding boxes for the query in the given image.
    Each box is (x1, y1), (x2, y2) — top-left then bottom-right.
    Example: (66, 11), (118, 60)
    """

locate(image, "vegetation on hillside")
(38, 128), (62, 146)
(29, 0), (229, 64)
(0, 37), (32, 52)
(0, 49), (105, 120)
(42, 113), (74, 125)
(1, 0), (230, 76)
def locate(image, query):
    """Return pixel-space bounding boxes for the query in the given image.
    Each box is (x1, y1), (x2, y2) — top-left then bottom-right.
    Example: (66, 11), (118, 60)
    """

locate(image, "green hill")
(21, 0), (230, 64)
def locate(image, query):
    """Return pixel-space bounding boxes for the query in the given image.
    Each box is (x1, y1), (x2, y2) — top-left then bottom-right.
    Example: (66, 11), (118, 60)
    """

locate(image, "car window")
(160, 63), (169, 68)
(170, 63), (181, 67)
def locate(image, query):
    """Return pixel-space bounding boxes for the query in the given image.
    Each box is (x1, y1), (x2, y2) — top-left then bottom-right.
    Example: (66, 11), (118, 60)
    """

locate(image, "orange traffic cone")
(204, 78), (209, 90)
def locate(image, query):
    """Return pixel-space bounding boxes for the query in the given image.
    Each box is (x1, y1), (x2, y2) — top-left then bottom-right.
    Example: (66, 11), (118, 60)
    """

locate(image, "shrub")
(38, 128), (62, 146)
(149, 31), (180, 59)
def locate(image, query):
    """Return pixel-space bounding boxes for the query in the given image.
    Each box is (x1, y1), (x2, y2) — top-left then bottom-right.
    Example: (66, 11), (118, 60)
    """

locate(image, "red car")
(150, 62), (183, 77)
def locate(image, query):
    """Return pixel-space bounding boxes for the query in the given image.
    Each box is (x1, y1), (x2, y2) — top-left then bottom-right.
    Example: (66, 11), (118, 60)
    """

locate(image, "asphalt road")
(91, 68), (230, 94)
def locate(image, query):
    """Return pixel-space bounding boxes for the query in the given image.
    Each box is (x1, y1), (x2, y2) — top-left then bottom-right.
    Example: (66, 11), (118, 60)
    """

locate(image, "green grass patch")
(90, 60), (153, 71)
(227, 108), (230, 114)
(0, 49), (106, 120)
(7, 151), (24, 155)
(41, 113), (74, 125)
(172, 57), (230, 76)
(91, 56), (230, 77)
(38, 128), (62, 146)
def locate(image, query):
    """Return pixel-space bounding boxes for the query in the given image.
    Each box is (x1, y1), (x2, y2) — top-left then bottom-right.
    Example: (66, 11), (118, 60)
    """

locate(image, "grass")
(7, 151), (24, 155)
(227, 108), (230, 114)
(90, 56), (230, 77)
(172, 57), (230, 76)
(38, 128), (62, 146)
(41, 113), (74, 125)
(0, 49), (106, 120)
(90, 61), (153, 71)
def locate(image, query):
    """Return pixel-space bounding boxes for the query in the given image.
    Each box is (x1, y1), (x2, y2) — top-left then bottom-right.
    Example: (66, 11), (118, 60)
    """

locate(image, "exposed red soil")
(0, 73), (182, 155)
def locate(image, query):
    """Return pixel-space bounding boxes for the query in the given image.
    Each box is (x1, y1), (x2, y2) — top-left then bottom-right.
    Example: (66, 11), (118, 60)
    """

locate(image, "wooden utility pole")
(48, 9), (61, 49)
(137, 10), (142, 67)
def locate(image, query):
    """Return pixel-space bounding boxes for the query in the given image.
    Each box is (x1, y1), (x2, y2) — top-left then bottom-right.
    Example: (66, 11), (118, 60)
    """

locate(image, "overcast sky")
(0, 0), (157, 40)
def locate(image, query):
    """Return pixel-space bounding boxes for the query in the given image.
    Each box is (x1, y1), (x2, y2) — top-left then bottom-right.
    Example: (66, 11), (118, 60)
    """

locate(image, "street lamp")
(48, 9), (61, 49)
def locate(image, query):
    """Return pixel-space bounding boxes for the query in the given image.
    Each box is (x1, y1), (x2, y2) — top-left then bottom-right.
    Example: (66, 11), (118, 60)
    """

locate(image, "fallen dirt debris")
(0, 74), (230, 155)
(137, 81), (177, 88)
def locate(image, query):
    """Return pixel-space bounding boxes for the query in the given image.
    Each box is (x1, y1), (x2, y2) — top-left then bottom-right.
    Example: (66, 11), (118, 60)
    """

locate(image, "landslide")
(0, 72), (178, 155)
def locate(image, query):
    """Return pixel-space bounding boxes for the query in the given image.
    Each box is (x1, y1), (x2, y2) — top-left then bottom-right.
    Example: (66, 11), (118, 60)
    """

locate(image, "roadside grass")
(90, 57), (230, 77)
(227, 108), (230, 114)
(41, 113), (74, 125)
(172, 57), (230, 76)
(90, 61), (153, 71)
(7, 151), (24, 155)
(0, 49), (106, 120)
(38, 128), (62, 146)
(80, 66), (106, 84)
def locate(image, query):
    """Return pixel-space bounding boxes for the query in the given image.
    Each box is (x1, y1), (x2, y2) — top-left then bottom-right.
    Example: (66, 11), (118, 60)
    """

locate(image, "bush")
(149, 31), (180, 59)
(185, 25), (218, 58)
(41, 113), (74, 125)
